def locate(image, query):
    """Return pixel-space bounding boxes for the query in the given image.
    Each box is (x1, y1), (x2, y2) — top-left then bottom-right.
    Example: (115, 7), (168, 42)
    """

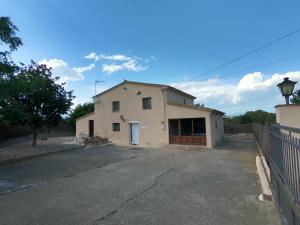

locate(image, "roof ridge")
(94, 80), (196, 99)
(124, 80), (196, 99)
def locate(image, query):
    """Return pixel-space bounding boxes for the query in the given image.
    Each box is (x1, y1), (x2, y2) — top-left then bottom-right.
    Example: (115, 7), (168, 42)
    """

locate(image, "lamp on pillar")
(277, 77), (297, 104)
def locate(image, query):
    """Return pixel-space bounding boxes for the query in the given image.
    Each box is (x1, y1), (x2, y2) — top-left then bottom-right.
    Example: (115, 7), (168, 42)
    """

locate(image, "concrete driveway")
(0, 135), (280, 225)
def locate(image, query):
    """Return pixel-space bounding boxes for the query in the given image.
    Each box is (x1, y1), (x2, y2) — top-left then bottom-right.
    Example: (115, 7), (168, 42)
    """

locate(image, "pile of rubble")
(83, 136), (110, 145)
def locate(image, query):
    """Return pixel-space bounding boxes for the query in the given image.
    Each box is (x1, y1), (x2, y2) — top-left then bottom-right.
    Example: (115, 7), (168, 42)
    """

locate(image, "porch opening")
(169, 118), (206, 145)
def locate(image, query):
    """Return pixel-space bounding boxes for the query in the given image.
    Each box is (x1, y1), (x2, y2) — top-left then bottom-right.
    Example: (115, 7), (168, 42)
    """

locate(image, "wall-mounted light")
(120, 115), (125, 122)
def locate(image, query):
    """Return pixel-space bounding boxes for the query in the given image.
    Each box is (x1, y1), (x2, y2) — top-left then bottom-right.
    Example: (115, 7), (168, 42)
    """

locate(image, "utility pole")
(95, 80), (104, 96)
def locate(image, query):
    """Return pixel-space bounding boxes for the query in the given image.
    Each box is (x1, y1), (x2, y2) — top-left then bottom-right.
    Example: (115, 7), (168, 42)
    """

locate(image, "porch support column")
(191, 119), (194, 135)
(206, 114), (213, 148)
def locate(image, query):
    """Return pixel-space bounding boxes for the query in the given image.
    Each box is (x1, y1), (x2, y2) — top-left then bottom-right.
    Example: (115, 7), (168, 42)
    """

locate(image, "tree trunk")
(32, 128), (37, 146)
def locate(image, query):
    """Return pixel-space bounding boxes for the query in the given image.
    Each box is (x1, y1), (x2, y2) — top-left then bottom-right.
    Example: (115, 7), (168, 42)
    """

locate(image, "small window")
(112, 101), (120, 112)
(142, 97), (152, 110)
(215, 121), (218, 129)
(112, 123), (120, 131)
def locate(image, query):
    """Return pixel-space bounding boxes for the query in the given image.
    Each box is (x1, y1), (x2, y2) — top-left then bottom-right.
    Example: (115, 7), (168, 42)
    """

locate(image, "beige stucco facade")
(76, 112), (95, 137)
(165, 103), (224, 147)
(275, 104), (300, 129)
(210, 112), (225, 147)
(166, 89), (194, 106)
(275, 104), (300, 138)
(76, 81), (224, 148)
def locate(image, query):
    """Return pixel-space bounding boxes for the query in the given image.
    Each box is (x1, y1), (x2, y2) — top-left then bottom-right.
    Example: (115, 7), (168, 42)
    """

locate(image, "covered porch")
(168, 118), (207, 145)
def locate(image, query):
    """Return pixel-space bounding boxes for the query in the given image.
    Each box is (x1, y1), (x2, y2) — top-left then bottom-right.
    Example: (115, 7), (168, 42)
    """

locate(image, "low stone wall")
(0, 136), (82, 164)
(0, 122), (74, 142)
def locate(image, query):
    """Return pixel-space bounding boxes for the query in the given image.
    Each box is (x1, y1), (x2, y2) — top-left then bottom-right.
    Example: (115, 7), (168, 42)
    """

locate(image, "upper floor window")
(142, 97), (152, 110)
(112, 101), (120, 112)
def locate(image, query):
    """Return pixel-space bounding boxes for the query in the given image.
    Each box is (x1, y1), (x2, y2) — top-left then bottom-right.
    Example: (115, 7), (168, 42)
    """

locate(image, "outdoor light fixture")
(277, 77), (297, 104)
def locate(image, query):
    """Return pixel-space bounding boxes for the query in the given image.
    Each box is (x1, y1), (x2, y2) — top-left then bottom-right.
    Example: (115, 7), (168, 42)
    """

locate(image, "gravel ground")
(0, 136), (82, 163)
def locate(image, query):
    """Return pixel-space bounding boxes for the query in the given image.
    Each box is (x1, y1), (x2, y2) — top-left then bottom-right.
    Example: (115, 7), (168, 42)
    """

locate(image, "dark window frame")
(142, 97), (152, 110)
(112, 123), (120, 132)
(112, 101), (120, 112)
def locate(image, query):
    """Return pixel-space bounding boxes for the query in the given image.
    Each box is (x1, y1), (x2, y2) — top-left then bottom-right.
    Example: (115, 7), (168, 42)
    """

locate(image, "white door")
(131, 123), (139, 144)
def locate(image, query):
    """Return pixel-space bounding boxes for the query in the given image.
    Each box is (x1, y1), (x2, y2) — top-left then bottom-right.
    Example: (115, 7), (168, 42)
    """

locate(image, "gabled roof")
(93, 80), (196, 99)
(167, 102), (225, 115)
(75, 111), (94, 121)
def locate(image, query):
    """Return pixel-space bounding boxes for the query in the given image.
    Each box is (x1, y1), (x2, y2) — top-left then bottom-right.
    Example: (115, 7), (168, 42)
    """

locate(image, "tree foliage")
(0, 17), (23, 125)
(67, 102), (94, 129)
(1, 61), (75, 145)
(291, 89), (300, 104)
(0, 17), (23, 76)
(0, 17), (22, 51)
(225, 110), (276, 124)
(0, 18), (75, 146)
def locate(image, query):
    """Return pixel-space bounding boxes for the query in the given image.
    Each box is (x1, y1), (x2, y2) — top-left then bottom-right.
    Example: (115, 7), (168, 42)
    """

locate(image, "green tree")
(244, 110), (275, 124)
(0, 17), (23, 125)
(67, 102), (94, 130)
(291, 89), (300, 104)
(0, 18), (75, 145)
(0, 17), (22, 76)
(1, 61), (75, 146)
(225, 110), (276, 124)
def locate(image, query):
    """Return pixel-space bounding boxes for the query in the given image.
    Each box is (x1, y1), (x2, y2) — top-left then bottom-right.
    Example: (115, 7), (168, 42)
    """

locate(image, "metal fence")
(253, 123), (300, 225)
(0, 124), (32, 142)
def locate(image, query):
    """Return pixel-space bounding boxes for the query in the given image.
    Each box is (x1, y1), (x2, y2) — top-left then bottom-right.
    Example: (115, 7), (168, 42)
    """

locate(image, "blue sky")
(1, 0), (300, 115)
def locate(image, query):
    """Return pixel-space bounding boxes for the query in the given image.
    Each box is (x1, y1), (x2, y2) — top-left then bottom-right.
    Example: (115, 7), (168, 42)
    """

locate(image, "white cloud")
(233, 71), (300, 103)
(99, 54), (132, 61)
(38, 59), (93, 83)
(73, 63), (95, 73)
(102, 60), (147, 75)
(171, 71), (300, 114)
(85, 52), (99, 61)
(85, 52), (132, 62)
(85, 52), (151, 75)
(102, 63), (123, 74)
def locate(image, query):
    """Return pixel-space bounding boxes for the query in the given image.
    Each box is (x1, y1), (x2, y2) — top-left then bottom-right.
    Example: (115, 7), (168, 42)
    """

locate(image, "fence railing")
(0, 124), (32, 142)
(253, 123), (300, 225)
(252, 123), (270, 162)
